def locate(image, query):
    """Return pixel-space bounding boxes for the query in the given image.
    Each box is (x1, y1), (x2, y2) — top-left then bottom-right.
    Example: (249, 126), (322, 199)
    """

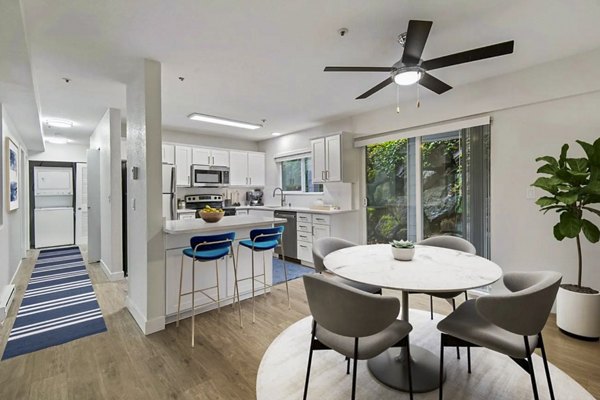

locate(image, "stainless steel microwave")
(191, 165), (230, 187)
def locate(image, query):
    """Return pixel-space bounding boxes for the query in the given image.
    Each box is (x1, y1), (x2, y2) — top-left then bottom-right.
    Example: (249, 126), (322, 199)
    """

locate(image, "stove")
(184, 194), (237, 216)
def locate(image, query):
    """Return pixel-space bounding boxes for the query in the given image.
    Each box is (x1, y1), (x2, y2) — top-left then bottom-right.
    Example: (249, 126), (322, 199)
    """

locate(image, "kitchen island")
(163, 215), (286, 323)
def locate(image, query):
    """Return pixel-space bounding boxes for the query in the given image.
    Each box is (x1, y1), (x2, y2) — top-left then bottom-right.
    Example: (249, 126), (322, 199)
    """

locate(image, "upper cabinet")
(175, 146), (192, 186)
(229, 151), (265, 187)
(311, 132), (359, 184)
(192, 148), (229, 167)
(162, 144), (175, 164)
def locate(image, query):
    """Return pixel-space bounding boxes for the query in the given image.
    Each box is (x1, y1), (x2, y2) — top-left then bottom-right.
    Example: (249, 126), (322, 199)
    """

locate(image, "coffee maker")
(246, 189), (264, 206)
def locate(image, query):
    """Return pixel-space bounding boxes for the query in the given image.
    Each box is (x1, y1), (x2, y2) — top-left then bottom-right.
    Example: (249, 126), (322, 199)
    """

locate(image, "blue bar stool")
(177, 232), (242, 347)
(236, 226), (289, 323)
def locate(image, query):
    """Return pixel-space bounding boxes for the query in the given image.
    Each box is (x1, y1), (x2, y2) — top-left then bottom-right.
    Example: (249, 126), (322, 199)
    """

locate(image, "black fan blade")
(421, 40), (514, 71)
(356, 77), (394, 99)
(401, 20), (433, 65)
(419, 73), (452, 94)
(324, 66), (393, 72)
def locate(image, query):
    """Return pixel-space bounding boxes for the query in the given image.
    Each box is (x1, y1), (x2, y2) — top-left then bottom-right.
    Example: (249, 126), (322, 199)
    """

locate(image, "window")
(365, 125), (491, 258)
(280, 156), (323, 193)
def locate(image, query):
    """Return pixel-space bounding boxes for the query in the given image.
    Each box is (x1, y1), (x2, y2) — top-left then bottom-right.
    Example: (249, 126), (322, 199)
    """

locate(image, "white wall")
(126, 59), (165, 334)
(0, 105), (29, 291)
(258, 47), (600, 291)
(89, 108), (123, 280)
(29, 142), (89, 163)
(162, 129), (259, 152)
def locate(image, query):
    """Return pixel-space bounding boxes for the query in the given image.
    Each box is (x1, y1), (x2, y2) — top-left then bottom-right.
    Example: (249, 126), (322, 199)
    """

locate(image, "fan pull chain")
(396, 84), (400, 113)
(416, 84), (421, 109)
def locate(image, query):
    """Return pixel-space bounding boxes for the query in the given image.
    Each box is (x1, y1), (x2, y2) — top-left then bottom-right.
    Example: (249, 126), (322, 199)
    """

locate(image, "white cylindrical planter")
(391, 247), (415, 261)
(556, 286), (600, 340)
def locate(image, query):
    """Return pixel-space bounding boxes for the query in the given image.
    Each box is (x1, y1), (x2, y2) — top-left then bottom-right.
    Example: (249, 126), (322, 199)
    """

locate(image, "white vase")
(391, 246), (415, 261)
(556, 286), (600, 340)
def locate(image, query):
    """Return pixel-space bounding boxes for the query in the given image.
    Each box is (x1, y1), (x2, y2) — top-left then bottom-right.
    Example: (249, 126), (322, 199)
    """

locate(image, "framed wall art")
(6, 137), (19, 211)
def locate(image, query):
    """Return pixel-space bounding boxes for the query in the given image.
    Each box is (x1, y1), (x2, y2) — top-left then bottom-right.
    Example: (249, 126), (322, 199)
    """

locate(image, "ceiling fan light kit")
(324, 20), (514, 99)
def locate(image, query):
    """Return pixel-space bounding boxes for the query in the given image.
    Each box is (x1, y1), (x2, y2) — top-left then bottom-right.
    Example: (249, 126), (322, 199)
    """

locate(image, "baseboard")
(99, 259), (125, 281)
(9, 258), (24, 286)
(125, 296), (166, 335)
(0, 284), (16, 324)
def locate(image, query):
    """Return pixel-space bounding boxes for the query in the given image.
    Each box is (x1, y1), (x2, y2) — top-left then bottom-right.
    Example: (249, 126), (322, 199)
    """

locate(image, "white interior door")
(75, 163), (88, 245)
(87, 149), (101, 262)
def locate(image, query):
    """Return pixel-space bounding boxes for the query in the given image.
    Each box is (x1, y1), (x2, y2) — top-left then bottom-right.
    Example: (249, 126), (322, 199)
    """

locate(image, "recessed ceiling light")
(45, 135), (71, 144)
(271, 132), (282, 136)
(188, 113), (262, 130)
(46, 119), (74, 128)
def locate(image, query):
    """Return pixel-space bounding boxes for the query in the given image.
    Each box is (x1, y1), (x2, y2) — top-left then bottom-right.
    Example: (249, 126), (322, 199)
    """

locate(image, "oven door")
(192, 165), (227, 187)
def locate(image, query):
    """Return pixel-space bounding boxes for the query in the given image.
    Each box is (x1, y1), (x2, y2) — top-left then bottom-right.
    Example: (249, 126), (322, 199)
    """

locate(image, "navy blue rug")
(2, 246), (107, 360)
(272, 257), (314, 285)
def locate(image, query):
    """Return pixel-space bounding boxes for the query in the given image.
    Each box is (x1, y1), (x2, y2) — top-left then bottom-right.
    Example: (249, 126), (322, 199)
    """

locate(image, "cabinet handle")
(249, 177), (252, 185)
(299, 245), (308, 249)
(321, 170), (325, 181)
(212, 156), (215, 165)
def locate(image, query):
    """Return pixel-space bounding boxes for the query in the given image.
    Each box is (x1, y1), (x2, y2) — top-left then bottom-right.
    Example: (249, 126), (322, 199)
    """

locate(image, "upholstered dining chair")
(312, 237), (382, 295)
(417, 235), (477, 320)
(437, 271), (562, 400)
(302, 274), (414, 400)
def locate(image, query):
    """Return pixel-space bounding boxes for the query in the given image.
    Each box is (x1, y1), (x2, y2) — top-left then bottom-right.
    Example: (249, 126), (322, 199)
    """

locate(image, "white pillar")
(125, 59), (165, 334)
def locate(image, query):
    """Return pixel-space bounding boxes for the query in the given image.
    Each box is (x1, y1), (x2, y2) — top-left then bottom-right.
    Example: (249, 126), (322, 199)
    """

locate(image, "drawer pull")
(299, 245), (308, 249)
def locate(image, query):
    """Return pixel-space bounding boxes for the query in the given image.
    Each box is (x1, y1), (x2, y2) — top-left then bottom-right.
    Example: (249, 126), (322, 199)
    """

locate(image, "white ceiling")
(16, 0), (600, 144)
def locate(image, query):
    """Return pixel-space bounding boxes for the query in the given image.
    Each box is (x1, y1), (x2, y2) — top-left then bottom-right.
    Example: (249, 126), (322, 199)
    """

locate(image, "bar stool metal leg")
(262, 252), (268, 297)
(252, 246), (256, 323)
(231, 246), (243, 327)
(191, 258), (196, 347)
(177, 254), (184, 327)
(234, 244), (241, 310)
(215, 259), (221, 313)
(281, 239), (290, 310)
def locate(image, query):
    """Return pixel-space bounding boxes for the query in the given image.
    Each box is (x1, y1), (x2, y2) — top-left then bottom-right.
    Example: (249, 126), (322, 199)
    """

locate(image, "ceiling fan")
(324, 20), (514, 99)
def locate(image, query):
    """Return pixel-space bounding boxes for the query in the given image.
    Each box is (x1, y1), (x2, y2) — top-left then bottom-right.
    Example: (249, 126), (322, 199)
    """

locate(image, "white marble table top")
(323, 244), (502, 293)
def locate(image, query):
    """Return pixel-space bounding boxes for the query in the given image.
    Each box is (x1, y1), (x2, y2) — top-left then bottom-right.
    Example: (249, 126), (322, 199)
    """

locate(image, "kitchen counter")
(163, 215), (286, 234)
(235, 205), (358, 215)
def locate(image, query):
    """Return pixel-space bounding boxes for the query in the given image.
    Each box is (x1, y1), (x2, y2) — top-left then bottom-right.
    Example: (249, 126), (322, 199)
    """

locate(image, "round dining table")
(323, 243), (502, 393)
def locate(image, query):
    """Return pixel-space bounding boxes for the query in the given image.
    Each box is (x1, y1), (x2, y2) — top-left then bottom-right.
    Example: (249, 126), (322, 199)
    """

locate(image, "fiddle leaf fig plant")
(532, 139), (600, 293)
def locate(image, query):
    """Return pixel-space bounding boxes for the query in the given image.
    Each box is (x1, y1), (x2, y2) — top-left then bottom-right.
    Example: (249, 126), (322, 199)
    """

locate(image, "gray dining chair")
(417, 235), (477, 320)
(302, 274), (413, 400)
(312, 237), (382, 295)
(437, 271), (562, 400)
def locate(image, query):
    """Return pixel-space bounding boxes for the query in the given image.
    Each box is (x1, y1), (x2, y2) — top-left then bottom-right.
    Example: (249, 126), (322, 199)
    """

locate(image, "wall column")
(125, 59), (165, 334)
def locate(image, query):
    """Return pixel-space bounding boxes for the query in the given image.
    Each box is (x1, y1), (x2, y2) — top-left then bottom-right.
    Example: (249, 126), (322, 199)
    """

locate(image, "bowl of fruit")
(198, 205), (225, 223)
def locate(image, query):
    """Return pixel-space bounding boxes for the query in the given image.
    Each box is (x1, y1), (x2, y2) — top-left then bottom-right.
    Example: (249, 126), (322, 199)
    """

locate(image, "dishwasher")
(274, 210), (297, 260)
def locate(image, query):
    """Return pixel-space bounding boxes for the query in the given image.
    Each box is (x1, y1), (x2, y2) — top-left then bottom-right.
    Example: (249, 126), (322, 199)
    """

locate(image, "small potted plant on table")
(391, 240), (415, 261)
(532, 139), (600, 340)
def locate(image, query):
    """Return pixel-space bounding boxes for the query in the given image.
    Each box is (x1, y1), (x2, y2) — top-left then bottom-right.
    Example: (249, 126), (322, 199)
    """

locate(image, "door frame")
(29, 161), (76, 248)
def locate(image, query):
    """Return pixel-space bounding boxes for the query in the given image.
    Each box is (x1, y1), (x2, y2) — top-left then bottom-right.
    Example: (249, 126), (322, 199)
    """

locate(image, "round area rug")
(257, 310), (593, 400)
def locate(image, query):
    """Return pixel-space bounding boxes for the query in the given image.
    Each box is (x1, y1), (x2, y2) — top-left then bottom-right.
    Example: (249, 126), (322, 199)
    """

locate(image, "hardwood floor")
(0, 250), (598, 399)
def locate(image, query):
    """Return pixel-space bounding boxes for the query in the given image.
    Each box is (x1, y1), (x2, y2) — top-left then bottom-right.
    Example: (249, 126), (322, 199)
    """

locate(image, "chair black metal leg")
(439, 334), (445, 400)
(467, 346), (471, 373)
(406, 338), (414, 400)
(464, 291), (468, 302)
(351, 338), (359, 400)
(538, 333), (555, 400)
(303, 322), (317, 400)
(430, 295), (434, 320)
(453, 299), (460, 360)
(524, 336), (540, 400)
(346, 357), (350, 375)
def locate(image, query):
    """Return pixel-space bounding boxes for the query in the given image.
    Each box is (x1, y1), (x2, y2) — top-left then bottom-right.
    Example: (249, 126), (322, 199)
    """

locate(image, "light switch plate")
(526, 187), (536, 200)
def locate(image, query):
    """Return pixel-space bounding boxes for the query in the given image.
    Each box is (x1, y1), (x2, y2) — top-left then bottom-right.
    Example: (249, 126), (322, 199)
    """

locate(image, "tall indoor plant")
(532, 139), (600, 339)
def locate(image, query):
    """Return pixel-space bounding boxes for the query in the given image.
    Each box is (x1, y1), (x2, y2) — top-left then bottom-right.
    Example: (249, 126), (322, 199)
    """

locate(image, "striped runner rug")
(2, 246), (107, 360)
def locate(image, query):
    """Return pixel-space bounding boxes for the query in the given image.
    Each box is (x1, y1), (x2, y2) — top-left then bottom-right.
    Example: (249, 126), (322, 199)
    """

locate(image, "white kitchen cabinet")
(162, 144), (175, 164)
(247, 152), (265, 186)
(175, 145), (192, 186)
(192, 147), (230, 167)
(312, 224), (331, 242)
(236, 209), (249, 215)
(297, 242), (313, 264)
(311, 138), (327, 183)
(229, 151), (265, 186)
(248, 209), (274, 218)
(325, 135), (341, 182)
(311, 133), (352, 183)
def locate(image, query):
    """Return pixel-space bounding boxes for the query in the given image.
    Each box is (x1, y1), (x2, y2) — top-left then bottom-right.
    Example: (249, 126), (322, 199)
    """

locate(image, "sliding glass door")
(365, 125), (490, 258)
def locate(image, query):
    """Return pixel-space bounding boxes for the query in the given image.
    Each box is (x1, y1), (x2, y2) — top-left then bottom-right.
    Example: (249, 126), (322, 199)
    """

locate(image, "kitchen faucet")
(272, 187), (286, 207)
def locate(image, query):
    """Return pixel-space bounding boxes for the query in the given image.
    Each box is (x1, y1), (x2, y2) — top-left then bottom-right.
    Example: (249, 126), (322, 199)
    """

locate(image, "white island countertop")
(163, 215), (286, 235)
(235, 205), (357, 215)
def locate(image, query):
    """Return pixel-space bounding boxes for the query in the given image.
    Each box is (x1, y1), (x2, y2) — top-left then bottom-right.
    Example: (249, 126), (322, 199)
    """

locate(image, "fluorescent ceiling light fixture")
(188, 113), (262, 130)
(271, 132), (282, 136)
(45, 136), (71, 144)
(45, 119), (74, 128)
(393, 68), (423, 86)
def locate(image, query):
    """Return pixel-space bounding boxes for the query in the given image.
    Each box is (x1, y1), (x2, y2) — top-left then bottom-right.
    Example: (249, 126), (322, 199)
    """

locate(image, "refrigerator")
(162, 163), (177, 220)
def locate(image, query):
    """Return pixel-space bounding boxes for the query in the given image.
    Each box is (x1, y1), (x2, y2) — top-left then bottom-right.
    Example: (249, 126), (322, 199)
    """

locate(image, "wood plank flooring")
(0, 250), (598, 399)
